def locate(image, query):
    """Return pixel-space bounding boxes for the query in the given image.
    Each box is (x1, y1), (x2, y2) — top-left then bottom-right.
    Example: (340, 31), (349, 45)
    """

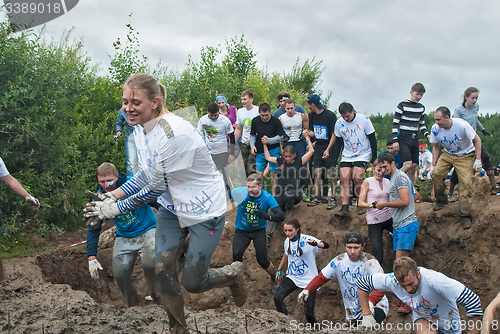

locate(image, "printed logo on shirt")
(244, 201), (260, 227)
(242, 118), (252, 130)
(313, 125), (328, 140)
(203, 125), (219, 138)
(287, 259), (309, 276)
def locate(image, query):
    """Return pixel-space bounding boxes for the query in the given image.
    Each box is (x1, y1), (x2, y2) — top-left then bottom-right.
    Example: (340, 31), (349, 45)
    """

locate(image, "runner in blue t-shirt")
(86, 163), (158, 307)
(231, 173), (284, 286)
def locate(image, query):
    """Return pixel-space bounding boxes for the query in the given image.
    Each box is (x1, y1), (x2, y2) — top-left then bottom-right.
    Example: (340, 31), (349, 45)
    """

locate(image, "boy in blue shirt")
(231, 173), (284, 284)
(86, 163), (158, 307)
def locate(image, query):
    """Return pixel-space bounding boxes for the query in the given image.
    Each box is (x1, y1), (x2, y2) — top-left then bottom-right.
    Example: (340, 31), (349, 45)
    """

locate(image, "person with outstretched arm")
(298, 232), (388, 326)
(86, 162), (158, 307)
(0, 156), (40, 282)
(356, 257), (482, 333)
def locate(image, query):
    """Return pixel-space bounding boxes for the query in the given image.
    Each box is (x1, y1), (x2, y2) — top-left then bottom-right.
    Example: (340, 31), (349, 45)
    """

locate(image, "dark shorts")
(398, 132), (419, 164)
(313, 144), (334, 169)
(339, 161), (369, 170)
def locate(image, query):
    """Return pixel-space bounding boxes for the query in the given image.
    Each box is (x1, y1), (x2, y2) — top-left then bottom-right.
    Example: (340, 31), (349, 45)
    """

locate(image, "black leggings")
(275, 191), (302, 210)
(232, 228), (270, 269)
(274, 277), (317, 324)
(367, 218), (393, 266)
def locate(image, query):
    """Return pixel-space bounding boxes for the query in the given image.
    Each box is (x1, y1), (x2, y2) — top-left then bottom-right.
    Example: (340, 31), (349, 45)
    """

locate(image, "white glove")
(83, 199), (121, 219)
(428, 165), (435, 178)
(361, 314), (377, 327)
(297, 290), (309, 303)
(88, 259), (103, 280)
(369, 301), (375, 315)
(25, 195), (40, 210)
(473, 159), (482, 172)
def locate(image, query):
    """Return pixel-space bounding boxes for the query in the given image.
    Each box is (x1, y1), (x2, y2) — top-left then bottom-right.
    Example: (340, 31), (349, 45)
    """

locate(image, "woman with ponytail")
(274, 217), (329, 325)
(84, 73), (247, 333)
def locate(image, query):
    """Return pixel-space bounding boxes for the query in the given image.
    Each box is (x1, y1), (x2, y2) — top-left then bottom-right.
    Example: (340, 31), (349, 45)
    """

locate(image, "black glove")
(307, 240), (318, 247)
(481, 129), (492, 137)
(256, 210), (270, 220)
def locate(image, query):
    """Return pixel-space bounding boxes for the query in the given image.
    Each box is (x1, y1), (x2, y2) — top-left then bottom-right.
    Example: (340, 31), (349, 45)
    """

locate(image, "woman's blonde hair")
(124, 73), (168, 117)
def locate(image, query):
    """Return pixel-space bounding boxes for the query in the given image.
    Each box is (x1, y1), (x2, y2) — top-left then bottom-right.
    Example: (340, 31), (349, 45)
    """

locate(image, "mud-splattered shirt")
(356, 267), (483, 334)
(321, 252), (389, 321)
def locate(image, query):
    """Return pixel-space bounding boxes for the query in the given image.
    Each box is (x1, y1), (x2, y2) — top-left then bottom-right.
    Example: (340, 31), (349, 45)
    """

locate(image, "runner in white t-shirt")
(429, 106), (482, 229)
(298, 232), (388, 325)
(197, 102), (235, 189)
(83, 73), (247, 333)
(415, 139), (433, 203)
(274, 217), (328, 324)
(234, 90), (260, 176)
(330, 103), (377, 217)
(357, 257), (483, 333)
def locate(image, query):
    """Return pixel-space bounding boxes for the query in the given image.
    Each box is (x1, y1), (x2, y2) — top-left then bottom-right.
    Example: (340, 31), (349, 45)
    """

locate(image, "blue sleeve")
(86, 223), (102, 257)
(267, 193), (279, 210)
(295, 104), (306, 114)
(116, 109), (126, 133)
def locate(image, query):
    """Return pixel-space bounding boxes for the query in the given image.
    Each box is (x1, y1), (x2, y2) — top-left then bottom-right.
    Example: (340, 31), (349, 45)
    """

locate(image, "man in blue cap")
(304, 94), (338, 209)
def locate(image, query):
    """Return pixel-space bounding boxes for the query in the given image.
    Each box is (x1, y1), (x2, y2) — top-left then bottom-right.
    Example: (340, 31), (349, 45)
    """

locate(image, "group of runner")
(76, 74), (498, 334)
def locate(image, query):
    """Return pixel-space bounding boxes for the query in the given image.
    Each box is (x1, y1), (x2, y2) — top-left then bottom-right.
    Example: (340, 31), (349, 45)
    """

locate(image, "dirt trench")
(1, 174), (500, 333)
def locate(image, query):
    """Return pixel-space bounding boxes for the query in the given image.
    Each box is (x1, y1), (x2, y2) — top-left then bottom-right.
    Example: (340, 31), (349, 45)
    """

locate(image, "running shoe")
(327, 198), (338, 210)
(334, 207), (350, 217)
(307, 197), (321, 206)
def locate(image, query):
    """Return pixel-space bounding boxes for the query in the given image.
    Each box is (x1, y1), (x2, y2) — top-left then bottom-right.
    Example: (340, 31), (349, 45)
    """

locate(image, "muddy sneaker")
(334, 207), (350, 217)
(320, 196), (329, 204)
(447, 193), (456, 202)
(357, 207), (366, 215)
(326, 198), (338, 210)
(461, 217), (472, 229)
(351, 198), (358, 207)
(302, 191), (310, 202)
(307, 197), (321, 206)
(228, 262), (247, 307)
(433, 201), (447, 211)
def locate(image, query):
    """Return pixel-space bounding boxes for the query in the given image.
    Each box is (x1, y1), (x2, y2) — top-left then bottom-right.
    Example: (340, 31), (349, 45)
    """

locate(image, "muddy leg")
(156, 251), (187, 333)
(139, 228), (159, 300)
(112, 237), (139, 307)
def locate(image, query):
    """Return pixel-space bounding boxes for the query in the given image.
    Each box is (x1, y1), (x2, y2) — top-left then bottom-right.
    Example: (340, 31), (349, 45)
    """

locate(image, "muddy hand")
(88, 258), (103, 280)
(84, 200), (120, 220)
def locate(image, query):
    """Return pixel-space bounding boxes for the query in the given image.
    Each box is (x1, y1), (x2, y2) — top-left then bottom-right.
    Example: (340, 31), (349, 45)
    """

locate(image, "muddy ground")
(1, 174), (500, 333)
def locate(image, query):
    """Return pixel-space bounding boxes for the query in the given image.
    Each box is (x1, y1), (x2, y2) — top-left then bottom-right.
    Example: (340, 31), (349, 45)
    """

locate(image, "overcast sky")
(13, 0), (500, 115)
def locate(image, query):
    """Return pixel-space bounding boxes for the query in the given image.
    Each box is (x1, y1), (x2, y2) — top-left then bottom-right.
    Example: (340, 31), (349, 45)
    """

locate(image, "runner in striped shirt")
(356, 257), (483, 333)
(392, 83), (431, 184)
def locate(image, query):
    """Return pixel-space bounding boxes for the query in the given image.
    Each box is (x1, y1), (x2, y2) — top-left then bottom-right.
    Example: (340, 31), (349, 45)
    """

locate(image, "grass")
(1, 240), (53, 259)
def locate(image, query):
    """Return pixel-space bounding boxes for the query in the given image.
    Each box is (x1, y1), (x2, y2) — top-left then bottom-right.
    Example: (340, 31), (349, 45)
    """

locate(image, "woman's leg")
(273, 277), (298, 315)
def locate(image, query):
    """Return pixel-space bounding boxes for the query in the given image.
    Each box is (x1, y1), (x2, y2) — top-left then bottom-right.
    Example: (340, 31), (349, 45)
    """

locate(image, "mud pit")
(1, 174), (500, 333)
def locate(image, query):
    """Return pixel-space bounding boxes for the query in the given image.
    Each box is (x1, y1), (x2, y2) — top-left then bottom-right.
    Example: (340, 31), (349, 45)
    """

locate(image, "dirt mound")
(1, 174), (499, 333)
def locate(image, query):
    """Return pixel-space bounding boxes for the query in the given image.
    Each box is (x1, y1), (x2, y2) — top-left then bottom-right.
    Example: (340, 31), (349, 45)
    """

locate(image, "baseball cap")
(307, 94), (324, 109)
(344, 232), (364, 245)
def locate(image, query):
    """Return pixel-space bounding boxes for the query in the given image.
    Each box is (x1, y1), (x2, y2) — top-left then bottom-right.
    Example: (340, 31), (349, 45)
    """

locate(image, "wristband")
(372, 202), (377, 208)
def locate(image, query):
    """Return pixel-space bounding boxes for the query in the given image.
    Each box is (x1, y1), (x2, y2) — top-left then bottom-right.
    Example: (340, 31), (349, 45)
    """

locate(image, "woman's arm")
(358, 179), (372, 209)
(301, 131), (315, 165)
(263, 143), (278, 164)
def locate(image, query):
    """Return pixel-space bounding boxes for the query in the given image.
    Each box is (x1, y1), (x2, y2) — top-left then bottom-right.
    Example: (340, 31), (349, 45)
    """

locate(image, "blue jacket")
(115, 109), (136, 139)
(86, 173), (156, 257)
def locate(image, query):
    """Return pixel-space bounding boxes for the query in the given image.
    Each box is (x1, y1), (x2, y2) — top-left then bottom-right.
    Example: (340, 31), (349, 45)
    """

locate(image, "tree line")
(0, 17), (498, 251)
